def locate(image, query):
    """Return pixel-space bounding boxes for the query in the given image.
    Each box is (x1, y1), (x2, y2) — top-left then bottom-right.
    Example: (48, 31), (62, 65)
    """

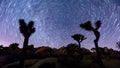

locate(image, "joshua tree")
(71, 34), (86, 59)
(80, 20), (104, 67)
(19, 19), (35, 68)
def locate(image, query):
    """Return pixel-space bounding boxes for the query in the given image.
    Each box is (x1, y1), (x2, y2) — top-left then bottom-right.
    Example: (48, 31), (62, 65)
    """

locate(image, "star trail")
(0, 0), (120, 50)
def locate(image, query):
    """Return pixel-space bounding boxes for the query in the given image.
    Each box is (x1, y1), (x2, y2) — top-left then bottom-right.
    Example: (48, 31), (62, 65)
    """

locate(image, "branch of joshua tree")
(95, 20), (102, 30)
(80, 21), (94, 31)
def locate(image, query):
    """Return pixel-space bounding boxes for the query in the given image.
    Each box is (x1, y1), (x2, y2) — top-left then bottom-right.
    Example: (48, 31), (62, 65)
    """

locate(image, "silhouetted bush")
(35, 46), (54, 57)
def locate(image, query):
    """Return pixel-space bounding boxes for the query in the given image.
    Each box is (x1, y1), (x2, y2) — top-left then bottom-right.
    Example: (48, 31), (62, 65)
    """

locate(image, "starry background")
(0, 0), (120, 50)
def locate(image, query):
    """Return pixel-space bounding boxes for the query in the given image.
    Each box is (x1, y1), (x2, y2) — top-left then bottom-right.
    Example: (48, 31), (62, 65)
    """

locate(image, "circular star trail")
(0, 0), (120, 50)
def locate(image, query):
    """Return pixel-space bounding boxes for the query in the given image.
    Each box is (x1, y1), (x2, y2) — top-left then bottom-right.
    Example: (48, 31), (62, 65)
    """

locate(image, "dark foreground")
(0, 55), (120, 68)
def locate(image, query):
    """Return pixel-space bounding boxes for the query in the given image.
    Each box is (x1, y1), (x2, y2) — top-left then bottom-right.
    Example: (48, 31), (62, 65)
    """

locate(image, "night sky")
(0, 0), (120, 50)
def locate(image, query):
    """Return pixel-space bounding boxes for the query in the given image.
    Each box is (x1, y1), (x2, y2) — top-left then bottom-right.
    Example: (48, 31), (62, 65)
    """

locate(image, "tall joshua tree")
(19, 19), (35, 68)
(80, 21), (104, 67)
(71, 34), (86, 59)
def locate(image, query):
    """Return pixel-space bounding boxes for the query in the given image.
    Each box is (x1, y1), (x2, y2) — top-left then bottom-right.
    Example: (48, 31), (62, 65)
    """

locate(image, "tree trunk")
(93, 30), (104, 68)
(19, 37), (29, 68)
(94, 40), (104, 68)
(78, 42), (83, 60)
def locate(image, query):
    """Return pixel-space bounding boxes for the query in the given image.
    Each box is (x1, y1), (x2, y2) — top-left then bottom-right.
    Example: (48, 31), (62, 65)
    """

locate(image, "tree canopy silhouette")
(80, 20), (104, 68)
(19, 19), (35, 38)
(19, 19), (35, 68)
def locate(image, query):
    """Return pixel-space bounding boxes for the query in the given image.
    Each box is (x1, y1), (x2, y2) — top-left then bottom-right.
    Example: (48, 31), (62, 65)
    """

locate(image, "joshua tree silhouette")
(19, 19), (35, 68)
(80, 21), (104, 68)
(71, 34), (86, 59)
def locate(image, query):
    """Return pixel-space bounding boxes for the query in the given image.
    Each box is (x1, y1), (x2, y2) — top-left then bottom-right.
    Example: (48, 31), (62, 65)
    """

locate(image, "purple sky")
(0, 0), (120, 50)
